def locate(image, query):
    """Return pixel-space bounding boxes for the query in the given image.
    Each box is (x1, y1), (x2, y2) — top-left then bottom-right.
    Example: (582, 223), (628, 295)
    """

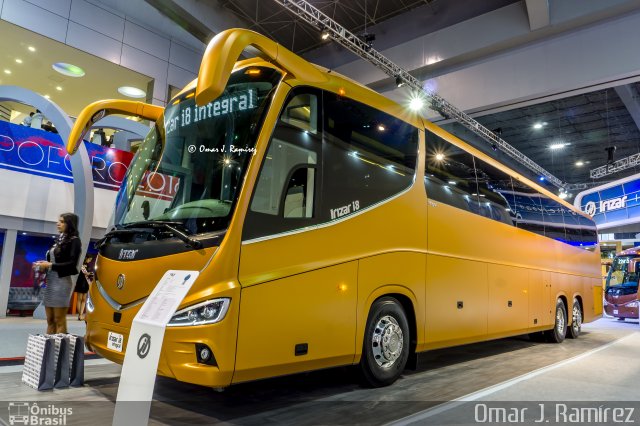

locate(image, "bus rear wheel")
(545, 299), (567, 343)
(359, 297), (410, 387)
(567, 298), (582, 339)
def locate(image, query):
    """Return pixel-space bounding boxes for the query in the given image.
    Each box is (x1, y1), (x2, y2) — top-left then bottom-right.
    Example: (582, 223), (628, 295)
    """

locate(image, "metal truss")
(590, 153), (640, 179)
(273, 0), (568, 189)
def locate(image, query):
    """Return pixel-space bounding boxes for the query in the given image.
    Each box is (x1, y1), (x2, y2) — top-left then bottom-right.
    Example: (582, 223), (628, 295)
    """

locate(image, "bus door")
(234, 88), (358, 382)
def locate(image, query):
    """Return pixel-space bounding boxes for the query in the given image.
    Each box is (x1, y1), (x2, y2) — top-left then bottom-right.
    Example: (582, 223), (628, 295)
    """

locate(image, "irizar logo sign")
(583, 196), (627, 216)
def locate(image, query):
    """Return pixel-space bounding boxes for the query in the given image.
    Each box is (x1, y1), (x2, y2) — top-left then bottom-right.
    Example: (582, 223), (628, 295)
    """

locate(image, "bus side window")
(280, 93), (318, 134)
(424, 131), (478, 212)
(322, 91), (417, 222)
(243, 88), (322, 240)
(282, 166), (315, 218)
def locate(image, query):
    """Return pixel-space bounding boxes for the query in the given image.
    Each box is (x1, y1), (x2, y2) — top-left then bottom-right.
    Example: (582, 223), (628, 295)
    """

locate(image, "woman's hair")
(60, 212), (79, 238)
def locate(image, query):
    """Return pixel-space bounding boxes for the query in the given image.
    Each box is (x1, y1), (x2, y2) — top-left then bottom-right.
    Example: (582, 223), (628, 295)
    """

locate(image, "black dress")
(74, 273), (90, 294)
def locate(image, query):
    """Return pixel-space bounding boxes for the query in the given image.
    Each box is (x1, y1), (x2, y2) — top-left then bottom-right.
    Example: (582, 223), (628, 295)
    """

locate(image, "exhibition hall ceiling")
(445, 82), (640, 191)
(0, 20), (153, 117)
(216, 0), (520, 55)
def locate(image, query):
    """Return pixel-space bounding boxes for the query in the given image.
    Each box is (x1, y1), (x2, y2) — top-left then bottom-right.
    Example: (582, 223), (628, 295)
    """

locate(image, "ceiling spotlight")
(575, 161), (584, 166)
(448, 181), (456, 185)
(52, 62), (85, 77)
(118, 86), (146, 98)
(321, 29), (330, 40)
(15, 58), (22, 64)
(533, 122), (547, 130)
(409, 95), (424, 111)
(435, 153), (445, 161)
(360, 32), (375, 51)
(559, 191), (568, 199)
(377, 124), (386, 131)
(3, 69), (11, 75)
(539, 176), (546, 182)
(549, 142), (570, 150)
(28, 46), (36, 52)
(395, 76), (405, 88)
(55, 86), (62, 91)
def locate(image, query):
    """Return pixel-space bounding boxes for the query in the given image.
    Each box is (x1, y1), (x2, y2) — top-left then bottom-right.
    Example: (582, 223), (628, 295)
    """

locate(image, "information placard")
(112, 270), (199, 426)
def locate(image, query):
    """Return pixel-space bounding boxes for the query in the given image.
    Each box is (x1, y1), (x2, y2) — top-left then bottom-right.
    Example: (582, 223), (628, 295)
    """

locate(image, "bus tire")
(359, 297), (410, 387)
(567, 298), (582, 339)
(545, 299), (567, 343)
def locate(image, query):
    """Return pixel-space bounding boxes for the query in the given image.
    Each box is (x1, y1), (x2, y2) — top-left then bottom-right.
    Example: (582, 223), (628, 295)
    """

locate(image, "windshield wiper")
(96, 221), (202, 250)
(122, 220), (203, 249)
(95, 228), (142, 249)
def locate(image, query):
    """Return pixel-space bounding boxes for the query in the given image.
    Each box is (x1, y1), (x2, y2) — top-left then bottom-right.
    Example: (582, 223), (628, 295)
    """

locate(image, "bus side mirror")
(66, 100), (163, 154)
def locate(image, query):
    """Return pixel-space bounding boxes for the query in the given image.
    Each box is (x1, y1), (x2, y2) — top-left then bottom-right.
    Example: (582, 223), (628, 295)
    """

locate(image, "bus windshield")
(113, 66), (282, 234)
(607, 255), (640, 289)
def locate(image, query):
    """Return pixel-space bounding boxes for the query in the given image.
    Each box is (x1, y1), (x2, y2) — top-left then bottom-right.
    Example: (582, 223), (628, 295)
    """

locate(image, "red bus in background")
(604, 247), (640, 321)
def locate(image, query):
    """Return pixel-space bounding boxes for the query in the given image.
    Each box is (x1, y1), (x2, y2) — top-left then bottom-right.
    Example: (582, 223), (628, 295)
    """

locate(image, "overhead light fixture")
(395, 76), (405, 88)
(539, 176), (546, 182)
(44, 95), (50, 99)
(321, 29), (330, 40)
(360, 32), (375, 51)
(575, 161), (584, 166)
(118, 86), (146, 98)
(377, 124), (386, 131)
(448, 181), (456, 185)
(409, 94), (424, 111)
(28, 46), (36, 52)
(533, 122), (547, 130)
(559, 191), (568, 199)
(435, 153), (445, 161)
(15, 58), (22, 64)
(3, 69), (11, 75)
(549, 142), (570, 150)
(52, 62), (85, 77)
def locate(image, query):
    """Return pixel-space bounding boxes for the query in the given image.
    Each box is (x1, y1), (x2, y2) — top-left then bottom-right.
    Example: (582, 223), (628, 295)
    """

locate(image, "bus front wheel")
(567, 298), (582, 339)
(545, 299), (567, 343)
(359, 297), (410, 387)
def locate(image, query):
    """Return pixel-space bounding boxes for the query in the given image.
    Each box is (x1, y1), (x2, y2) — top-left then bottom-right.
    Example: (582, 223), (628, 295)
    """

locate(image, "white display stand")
(112, 270), (199, 426)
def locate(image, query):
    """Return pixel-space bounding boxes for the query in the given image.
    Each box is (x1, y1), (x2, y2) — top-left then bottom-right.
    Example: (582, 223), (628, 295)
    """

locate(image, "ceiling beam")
(614, 84), (640, 133)
(525, 0), (550, 31)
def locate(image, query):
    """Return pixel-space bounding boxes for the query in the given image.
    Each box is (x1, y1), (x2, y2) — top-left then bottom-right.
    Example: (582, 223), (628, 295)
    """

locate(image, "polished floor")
(0, 317), (637, 425)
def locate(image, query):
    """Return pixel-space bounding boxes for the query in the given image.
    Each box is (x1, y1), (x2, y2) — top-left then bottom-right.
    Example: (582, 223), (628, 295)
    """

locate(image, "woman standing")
(35, 213), (82, 334)
(75, 255), (94, 321)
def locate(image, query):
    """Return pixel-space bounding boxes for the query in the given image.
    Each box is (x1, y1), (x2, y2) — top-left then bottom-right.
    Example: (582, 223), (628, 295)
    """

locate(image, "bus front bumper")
(604, 302), (639, 319)
(85, 319), (235, 388)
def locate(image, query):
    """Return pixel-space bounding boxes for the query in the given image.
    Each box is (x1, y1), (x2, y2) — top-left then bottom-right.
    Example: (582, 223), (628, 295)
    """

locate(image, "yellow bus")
(66, 29), (602, 388)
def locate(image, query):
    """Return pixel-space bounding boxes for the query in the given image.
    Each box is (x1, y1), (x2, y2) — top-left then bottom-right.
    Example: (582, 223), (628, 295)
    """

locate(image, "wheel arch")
(355, 285), (420, 363)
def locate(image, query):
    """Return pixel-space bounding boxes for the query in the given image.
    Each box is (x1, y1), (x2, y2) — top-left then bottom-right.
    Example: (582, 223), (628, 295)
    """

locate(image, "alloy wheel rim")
(556, 306), (565, 334)
(371, 315), (404, 368)
(572, 304), (582, 333)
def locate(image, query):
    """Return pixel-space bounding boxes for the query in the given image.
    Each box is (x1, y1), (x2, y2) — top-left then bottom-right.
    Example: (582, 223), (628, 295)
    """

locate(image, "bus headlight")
(86, 293), (95, 313)
(167, 298), (230, 327)
(625, 301), (638, 308)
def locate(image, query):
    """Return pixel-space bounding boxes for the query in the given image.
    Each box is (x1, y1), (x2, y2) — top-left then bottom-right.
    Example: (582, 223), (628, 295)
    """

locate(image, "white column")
(0, 229), (18, 318)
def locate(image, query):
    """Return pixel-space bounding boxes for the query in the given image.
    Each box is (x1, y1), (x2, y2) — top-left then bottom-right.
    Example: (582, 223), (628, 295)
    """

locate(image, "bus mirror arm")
(66, 100), (164, 155)
(195, 28), (326, 106)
